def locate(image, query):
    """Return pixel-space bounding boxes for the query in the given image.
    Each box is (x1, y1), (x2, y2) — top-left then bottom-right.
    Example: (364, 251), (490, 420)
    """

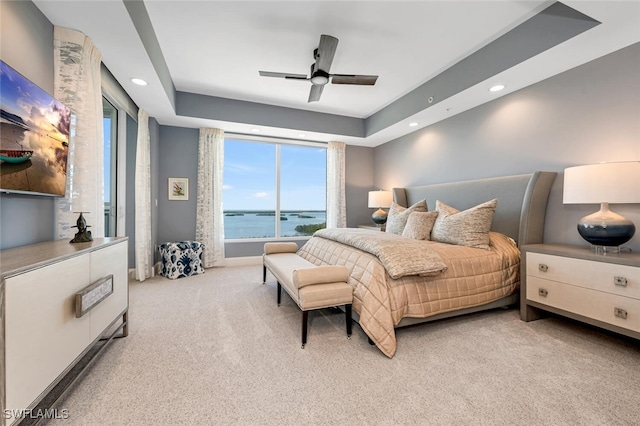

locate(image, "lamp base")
(371, 208), (388, 225)
(577, 203), (635, 247)
(591, 245), (624, 255)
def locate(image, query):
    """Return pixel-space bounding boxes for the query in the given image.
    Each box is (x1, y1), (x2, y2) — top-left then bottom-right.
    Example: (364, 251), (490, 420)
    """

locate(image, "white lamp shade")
(563, 161), (640, 204)
(368, 190), (393, 208)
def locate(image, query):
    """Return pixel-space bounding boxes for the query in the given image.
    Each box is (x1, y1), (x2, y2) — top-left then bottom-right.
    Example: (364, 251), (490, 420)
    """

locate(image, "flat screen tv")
(0, 60), (71, 197)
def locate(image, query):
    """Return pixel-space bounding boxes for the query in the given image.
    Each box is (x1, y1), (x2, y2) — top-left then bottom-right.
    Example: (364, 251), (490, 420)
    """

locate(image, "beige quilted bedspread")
(298, 230), (520, 358)
(313, 228), (448, 278)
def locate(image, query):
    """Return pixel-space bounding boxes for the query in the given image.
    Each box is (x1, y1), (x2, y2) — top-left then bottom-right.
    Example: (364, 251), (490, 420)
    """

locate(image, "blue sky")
(223, 139), (326, 211)
(0, 60), (70, 141)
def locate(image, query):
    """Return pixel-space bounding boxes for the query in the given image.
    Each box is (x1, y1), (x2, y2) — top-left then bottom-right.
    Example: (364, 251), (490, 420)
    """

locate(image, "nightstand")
(358, 225), (385, 231)
(521, 244), (640, 340)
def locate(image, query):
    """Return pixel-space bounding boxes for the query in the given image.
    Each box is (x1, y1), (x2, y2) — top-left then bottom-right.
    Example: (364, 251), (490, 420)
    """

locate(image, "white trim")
(223, 256), (263, 266)
(275, 144), (281, 238)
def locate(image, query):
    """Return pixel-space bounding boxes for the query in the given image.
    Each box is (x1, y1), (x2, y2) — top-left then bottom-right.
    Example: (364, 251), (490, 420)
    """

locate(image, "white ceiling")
(32, 1), (640, 146)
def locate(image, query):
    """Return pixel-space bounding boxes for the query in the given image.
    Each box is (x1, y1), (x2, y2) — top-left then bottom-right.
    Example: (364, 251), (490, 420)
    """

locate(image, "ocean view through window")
(223, 138), (327, 239)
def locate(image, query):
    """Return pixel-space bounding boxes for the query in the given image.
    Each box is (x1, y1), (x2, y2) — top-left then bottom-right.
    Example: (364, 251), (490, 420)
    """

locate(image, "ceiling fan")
(258, 34), (379, 103)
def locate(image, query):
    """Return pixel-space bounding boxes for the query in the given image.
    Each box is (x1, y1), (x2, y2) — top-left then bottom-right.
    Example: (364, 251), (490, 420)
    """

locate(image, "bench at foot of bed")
(263, 242), (353, 348)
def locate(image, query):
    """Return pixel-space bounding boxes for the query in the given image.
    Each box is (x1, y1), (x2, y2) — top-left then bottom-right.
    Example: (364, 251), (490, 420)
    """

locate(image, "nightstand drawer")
(527, 276), (640, 333)
(527, 252), (640, 299)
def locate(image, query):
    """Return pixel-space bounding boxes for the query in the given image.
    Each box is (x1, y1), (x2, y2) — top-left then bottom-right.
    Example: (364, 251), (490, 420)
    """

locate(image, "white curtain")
(326, 141), (347, 228)
(135, 109), (153, 281)
(196, 128), (225, 267)
(53, 27), (104, 240)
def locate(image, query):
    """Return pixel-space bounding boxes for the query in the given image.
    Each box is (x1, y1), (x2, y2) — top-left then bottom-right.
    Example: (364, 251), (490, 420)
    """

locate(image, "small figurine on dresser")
(70, 212), (93, 243)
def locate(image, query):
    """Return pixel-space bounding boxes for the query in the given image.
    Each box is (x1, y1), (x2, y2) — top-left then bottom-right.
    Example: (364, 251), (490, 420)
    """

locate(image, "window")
(223, 138), (327, 240)
(103, 97), (117, 237)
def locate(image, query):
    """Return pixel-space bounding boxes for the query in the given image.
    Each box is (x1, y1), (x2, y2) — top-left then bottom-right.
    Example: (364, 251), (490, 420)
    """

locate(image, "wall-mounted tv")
(0, 60), (71, 197)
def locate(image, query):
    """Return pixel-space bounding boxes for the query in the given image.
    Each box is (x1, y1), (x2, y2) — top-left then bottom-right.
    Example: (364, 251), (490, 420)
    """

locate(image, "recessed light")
(489, 84), (505, 92)
(409, 122), (419, 127)
(251, 128), (260, 133)
(298, 133), (306, 138)
(131, 78), (148, 86)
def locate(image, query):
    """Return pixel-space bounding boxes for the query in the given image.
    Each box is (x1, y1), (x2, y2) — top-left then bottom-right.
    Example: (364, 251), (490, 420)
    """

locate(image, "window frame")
(101, 91), (129, 238)
(223, 134), (327, 242)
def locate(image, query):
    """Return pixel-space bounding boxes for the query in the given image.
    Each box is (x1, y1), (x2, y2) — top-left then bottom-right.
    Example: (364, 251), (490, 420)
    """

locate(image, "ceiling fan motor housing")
(310, 69), (330, 85)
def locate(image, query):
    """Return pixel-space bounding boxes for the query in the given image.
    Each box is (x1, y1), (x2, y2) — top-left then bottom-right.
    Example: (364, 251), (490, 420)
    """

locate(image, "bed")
(297, 172), (556, 357)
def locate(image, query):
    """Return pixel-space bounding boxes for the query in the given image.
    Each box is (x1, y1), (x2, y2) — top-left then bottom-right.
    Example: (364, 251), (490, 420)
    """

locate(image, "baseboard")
(224, 256), (262, 266)
(129, 258), (260, 279)
(128, 262), (161, 280)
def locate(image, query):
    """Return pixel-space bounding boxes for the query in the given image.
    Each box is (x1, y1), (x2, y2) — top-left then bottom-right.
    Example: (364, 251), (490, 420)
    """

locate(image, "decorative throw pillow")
(431, 199), (498, 249)
(402, 211), (439, 240)
(385, 199), (428, 235)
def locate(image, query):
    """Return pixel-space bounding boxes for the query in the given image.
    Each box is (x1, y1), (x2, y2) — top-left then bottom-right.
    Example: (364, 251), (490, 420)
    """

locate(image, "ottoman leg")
(302, 310), (309, 349)
(345, 304), (352, 338)
(277, 282), (282, 306)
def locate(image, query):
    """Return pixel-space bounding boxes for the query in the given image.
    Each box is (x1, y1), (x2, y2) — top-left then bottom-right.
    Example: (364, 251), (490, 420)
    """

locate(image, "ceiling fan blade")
(331, 74), (378, 85)
(259, 71), (308, 80)
(308, 84), (324, 103)
(315, 35), (338, 73)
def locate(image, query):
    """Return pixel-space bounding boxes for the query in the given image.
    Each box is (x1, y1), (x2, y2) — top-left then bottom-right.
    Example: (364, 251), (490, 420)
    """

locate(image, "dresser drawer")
(527, 252), (640, 300)
(526, 276), (640, 333)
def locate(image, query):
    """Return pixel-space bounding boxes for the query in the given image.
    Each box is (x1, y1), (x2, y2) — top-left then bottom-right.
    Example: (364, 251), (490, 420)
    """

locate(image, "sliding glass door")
(103, 97), (117, 237)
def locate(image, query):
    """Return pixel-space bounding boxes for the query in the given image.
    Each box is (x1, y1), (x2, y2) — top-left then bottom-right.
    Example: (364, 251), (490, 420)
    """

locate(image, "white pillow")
(402, 211), (439, 240)
(431, 199), (498, 249)
(385, 199), (428, 235)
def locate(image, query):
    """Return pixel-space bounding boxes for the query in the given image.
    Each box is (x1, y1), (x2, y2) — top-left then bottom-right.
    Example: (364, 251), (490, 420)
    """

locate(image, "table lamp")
(563, 161), (640, 252)
(368, 190), (393, 226)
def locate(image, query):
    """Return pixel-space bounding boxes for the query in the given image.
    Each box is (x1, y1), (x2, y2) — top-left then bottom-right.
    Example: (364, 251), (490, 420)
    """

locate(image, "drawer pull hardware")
(538, 264), (548, 273)
(538, 288), (548, 297)
(614, 276), (628, 287)
(614, 308), (628, 320)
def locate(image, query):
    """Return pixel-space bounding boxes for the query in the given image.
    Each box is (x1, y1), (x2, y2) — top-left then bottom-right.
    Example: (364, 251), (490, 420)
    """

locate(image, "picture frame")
(168, 177), (189, 201)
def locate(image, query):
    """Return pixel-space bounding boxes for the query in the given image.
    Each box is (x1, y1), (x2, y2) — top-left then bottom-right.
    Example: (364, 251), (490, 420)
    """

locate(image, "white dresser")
(521, 244), (640, 340)
(0, 238), (128, 425)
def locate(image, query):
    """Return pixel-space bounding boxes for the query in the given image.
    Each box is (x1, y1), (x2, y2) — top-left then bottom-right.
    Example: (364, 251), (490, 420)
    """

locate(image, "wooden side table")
(521, 243), (640, 340)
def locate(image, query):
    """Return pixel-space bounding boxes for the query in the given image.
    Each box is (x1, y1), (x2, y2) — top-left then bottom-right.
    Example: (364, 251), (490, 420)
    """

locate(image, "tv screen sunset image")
(0, 60), (71, 196)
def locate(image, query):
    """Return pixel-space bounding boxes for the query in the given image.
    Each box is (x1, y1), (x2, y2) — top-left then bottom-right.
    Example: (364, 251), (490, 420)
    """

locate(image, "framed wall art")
(168, 177), (189, 200)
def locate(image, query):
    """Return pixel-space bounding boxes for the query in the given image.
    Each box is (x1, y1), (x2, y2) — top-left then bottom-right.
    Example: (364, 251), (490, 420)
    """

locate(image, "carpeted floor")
(44, 265), (640, 425)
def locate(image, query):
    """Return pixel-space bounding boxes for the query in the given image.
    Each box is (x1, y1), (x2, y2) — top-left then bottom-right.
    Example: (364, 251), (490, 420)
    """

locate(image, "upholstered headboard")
(392, 172), (557, 247)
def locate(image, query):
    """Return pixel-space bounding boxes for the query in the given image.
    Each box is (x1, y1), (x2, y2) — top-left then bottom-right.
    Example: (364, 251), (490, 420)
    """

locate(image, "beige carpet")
(44, 265), (640, 425)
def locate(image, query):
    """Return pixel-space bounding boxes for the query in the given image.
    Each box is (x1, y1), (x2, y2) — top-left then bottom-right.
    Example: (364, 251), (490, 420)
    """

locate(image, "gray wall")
(0, 0), (56, 249)
(157, 126), (199, 243)
(156, 125), (375, 257)
(345, 145), (375, 228)
(374, 42), (640, 252)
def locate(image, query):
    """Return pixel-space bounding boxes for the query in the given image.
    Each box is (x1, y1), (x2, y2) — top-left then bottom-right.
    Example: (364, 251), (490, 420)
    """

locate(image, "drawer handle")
(538, 288), (548, 297)
(614, 276), (628, 287)
(538, 264), (549, 273)
(614, 308), (628, 320)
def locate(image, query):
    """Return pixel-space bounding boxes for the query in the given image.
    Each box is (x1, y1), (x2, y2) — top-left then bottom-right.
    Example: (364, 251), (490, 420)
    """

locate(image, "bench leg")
(345, 304), (352, 339)
(302, 310), (309, 349)
(262, 264), (266, 284)
(277, 282), (282, 306)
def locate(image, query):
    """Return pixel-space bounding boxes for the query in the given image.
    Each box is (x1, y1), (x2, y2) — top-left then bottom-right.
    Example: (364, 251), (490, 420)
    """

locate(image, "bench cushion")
(264, 242), (298, 255)
(293, 266), (349, 289)
(299, 282), (353, 310)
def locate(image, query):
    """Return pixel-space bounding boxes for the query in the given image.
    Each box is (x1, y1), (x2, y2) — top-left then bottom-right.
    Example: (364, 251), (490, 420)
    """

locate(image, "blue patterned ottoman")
(159, 241), (205, 279)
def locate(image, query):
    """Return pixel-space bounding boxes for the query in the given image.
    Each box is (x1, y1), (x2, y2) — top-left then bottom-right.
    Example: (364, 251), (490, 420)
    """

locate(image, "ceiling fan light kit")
(259, 34), (379, 102)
